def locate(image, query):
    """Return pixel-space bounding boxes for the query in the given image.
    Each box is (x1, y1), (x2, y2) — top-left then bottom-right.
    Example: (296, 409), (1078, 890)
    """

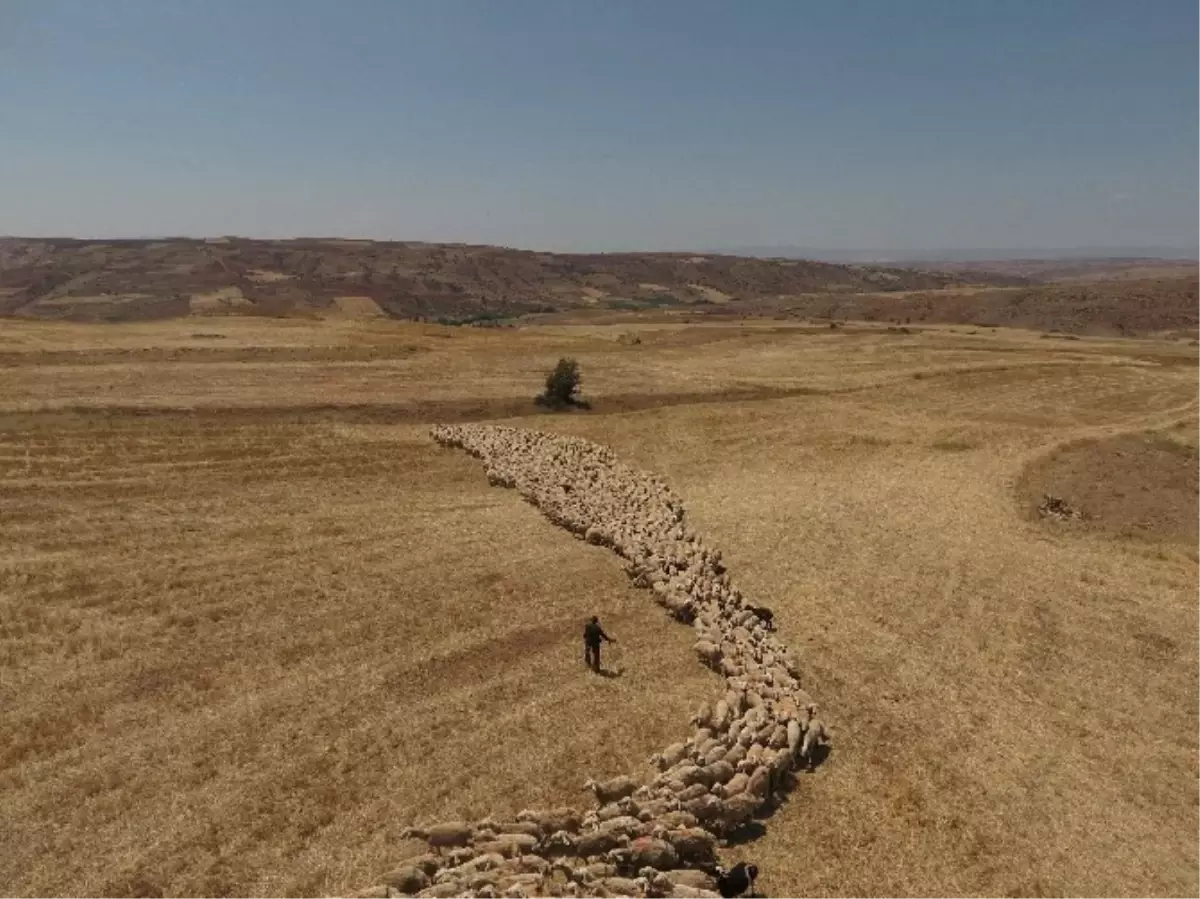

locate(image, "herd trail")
(353, 424), (831, 899)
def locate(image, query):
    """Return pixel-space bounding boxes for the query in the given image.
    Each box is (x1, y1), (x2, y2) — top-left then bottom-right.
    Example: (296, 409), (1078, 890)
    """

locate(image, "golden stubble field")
(1, 316), (1196, 898)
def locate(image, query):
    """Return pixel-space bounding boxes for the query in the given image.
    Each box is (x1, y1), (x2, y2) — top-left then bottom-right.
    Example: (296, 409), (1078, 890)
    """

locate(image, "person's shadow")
(595, 666), (623, 679)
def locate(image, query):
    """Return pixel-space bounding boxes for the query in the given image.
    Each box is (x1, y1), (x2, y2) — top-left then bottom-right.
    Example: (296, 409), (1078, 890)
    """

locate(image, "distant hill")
(0, 236), (1007, 323)
(761, 276), (1199, 337)
(715, 246), (1195, 286)
(898, 257), (1197, 284)
(718, 246), (1198, 264)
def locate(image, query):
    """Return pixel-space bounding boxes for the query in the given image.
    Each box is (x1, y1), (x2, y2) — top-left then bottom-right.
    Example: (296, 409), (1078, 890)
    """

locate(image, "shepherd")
(583, 615), (614, 673)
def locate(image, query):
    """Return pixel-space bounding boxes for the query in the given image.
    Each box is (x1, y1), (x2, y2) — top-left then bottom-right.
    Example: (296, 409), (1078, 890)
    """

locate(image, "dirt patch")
(1018, 432), (1199, 543)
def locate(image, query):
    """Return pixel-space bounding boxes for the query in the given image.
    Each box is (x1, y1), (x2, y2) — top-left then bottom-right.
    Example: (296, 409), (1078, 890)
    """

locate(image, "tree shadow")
(721, 789), (792, 849)
(760, 770), (800, 817)
(535, 396), (592, 412)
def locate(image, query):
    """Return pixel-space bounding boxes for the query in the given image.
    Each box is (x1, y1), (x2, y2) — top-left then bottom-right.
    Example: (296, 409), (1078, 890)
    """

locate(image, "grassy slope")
(0, 318), (1196, 897)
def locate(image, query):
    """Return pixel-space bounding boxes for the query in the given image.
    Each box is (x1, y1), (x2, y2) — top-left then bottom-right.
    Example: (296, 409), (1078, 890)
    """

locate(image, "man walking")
(583, 616), (614, 673)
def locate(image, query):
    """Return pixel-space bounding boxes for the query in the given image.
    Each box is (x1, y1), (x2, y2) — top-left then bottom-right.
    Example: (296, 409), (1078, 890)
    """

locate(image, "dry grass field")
(1, 316), (1196, 897)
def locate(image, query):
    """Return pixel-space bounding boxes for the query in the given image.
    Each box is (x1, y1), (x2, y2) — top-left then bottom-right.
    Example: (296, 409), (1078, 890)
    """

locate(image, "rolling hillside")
(903, 256), (1198, 283)
(0, 237), (1005, 323)
(767, 276), (1200, 337)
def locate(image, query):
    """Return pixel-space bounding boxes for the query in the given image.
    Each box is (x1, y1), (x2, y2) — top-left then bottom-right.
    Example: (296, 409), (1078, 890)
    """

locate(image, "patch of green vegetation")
(605, 294), (687, 310)
(434, 310), (513, 326)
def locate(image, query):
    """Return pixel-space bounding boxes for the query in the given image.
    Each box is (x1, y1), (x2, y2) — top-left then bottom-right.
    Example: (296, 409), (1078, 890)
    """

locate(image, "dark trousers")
(584, 641), (601, 671)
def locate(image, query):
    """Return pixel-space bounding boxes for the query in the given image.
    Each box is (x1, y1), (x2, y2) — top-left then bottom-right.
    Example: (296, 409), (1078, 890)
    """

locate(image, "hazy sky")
(1, 0), (1196, 252)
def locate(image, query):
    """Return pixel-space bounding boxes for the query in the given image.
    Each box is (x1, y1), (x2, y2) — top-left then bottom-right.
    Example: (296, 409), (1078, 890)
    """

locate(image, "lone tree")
(537, 357), (586, 409)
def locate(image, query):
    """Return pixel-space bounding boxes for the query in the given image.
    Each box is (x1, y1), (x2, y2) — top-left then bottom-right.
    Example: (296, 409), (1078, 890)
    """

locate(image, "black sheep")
(716, 862), (759, 898)
(748, 605), (775, 631)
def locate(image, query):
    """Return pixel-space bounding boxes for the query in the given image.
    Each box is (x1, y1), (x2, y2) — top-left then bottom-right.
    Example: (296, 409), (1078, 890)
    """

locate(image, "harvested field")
(0, 418), (712, 897)
(0, 317), (1196, 898)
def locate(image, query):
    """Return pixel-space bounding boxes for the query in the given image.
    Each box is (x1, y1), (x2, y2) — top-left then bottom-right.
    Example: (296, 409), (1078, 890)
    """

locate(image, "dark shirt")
(583, 621), (610, 646)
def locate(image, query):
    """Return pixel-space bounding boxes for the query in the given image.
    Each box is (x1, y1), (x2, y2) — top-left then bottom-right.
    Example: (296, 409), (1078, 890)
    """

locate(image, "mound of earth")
(1018, 430), (1199, 543)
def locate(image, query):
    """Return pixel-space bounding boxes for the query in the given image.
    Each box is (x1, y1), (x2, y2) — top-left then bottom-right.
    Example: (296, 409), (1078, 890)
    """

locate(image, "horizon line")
(1, 233), (1196, 262)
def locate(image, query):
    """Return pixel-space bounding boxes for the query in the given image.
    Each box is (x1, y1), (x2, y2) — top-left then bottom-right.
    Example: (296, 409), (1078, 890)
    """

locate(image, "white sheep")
(584, 775), (639, 806)
(787, 718), (803, 757)
(799, 705), (830, 770)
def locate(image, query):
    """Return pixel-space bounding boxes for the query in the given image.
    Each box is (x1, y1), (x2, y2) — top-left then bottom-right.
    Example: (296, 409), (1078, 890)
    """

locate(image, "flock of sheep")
(354, 425), (829, 899)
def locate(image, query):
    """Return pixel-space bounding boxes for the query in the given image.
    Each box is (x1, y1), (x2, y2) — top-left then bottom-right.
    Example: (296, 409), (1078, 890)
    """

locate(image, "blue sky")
(1, 0), (1195, 252)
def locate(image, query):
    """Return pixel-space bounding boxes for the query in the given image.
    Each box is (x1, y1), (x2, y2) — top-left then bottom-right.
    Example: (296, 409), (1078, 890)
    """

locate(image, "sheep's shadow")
(807, 743), (832, 771)
(720, 754), (833, 848)
(722, 786), (791, 849)
(721, 821), (767, 847)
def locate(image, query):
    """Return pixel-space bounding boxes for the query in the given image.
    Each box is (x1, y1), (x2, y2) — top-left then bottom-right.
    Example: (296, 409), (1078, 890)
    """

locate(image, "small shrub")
(536, 357), (588, 410)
